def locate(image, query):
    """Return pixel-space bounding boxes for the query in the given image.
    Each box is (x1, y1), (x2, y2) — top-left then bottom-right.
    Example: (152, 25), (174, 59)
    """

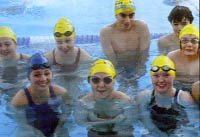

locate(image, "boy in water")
(158, 6), (193, 54)
(100, 0), (150, 91)
(100, 0), (150, 67)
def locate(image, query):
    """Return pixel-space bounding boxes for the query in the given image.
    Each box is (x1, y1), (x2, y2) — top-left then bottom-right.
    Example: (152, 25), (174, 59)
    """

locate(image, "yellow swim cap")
(150, 56), (176, 79)
(54, 18), (75, 39)
(179, 24), (199, 40)
(89, 59), (116, 81)
(0, 26), (17, 43)
(115, 0), (136, 15)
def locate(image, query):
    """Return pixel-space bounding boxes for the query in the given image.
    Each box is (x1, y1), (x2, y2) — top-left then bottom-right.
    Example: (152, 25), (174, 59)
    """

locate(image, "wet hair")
(168, 6), (193, 23)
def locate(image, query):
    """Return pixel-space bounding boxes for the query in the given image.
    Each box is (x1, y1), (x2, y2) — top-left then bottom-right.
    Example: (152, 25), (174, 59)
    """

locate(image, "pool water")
(0, 0), (199, 137)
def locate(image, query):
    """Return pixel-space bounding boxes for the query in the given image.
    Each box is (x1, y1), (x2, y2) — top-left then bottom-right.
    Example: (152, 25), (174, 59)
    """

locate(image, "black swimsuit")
(148, 89), (189, 135)
(24, 86), (59, 137)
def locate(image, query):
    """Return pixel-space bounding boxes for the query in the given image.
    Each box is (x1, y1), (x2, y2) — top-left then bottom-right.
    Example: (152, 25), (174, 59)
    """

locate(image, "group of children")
(0, 0), (199, 137)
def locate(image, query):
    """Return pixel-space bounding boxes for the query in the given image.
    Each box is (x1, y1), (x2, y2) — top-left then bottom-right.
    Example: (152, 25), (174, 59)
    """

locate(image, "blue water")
(0, 0), (199, 36)
(0, 0), (199, 137)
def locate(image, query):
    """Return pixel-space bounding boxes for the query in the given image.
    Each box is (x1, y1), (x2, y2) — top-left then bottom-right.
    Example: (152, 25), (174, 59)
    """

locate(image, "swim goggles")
(30, 63), (51, 70)
(115, 4), (136, 11)
(88, 76), (114, 84)
(54, 28), (74, 37)
(180, 39), (199, 44)
(150, 65), (176, 72)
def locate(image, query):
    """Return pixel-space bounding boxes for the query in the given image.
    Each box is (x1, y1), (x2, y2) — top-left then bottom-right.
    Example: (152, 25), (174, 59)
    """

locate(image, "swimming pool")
(0, 0), (199, 137)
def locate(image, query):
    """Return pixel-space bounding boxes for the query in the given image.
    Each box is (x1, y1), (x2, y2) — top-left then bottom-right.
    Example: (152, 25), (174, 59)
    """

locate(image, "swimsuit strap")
(24, 86), (56, 105)
(149, 89), (155, 105)
(74, 48), (81, 64)
(149, 89), (179, 105)
(174, 89), (179, 97)
(49, 86), (56, 98)
(52, 49), (63, 66)
(52, 49), (56, 64)
(52, 48), (80, 66)
(174, 89), (180, 104)
(53, 49), (55, 61)
(24, 88), (34, 105)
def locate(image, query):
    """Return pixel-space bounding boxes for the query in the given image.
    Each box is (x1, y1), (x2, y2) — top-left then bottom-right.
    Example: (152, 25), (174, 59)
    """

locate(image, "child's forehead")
(0, 37), (13, 42)
(0, 37), (16, 45)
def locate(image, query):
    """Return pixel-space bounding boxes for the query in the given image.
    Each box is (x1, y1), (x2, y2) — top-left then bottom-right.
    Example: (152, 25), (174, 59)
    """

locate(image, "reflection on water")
(75, 97), (200, 137)
(0, 0), (199, 135)
(75, 99), (134, 136)
(0, 43), (199, 137)
(174, 80), (192, 93)
(5, 95), (71, 137)
(115, 51), (148, 96)
(174, 103), (200, 137)
(136, 93), (200, 137)
(0, 60), (28, 136)
(0, 0), (46, 17)
(0, 60), (28, 95)
(52, 61), (92, 100)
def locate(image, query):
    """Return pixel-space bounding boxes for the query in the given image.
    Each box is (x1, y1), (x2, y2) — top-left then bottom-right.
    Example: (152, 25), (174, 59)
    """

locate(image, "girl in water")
(12, 53), (71, 137)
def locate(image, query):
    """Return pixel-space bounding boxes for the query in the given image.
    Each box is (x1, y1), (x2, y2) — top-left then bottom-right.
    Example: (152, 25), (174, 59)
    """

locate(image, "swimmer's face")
(180, 34), (199, 56)
(29, 69), (52, 91)
(151, 71), (174, 95)
(116, 11), (135, 31)
(171, 17), (190, 37)
(55, 38), (75, 53)
(90, 72), (115, 99)
(0, 37), (17, 59)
